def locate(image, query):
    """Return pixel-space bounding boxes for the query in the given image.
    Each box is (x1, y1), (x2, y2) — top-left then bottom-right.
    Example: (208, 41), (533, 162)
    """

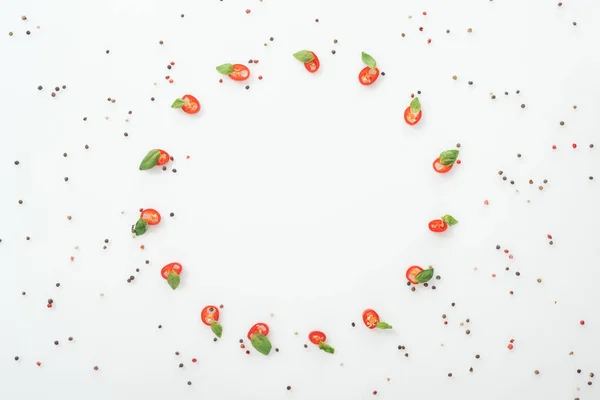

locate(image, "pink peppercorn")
(169, 79), (173, 84)
(508, 344), (513, 350)
(427, 38), (432, 44)
(423, 11), (427, 15)
(192, 358), (197, 363)
(580, 320), (585, 325)
(219, 79), (223, 83)
(245, 350), (250, 354)
(547, 234), (552, 239)
(170, 61), (175, 66)
(484, 200), (489, 205)
(246, 9), (251, 14)
(552, 145), (557, 149)
(456, 159), (461, 164)
(36, 361), (41, 366)
(573, 143), (577, 148)
(258, 75), (263, 80)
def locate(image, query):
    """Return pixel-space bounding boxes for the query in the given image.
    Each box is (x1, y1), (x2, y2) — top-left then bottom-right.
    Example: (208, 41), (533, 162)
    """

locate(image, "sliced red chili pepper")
(428, 219), (447, 232)
(308, 330), (326, 345)
(433, 158), (453, 173)
(140, 209), (161, 225)
(406, 266), (424, 284)
(358, 66), (379, 85)
(161, 263), (183, 279)
(362, 309), (380, 329)
(404, 107), (422, 125)
(200, 305), (220, 326)
(247, 322), (269, 339)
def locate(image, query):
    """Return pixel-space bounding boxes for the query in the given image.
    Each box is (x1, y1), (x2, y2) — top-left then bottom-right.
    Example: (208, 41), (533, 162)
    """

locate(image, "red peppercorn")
(456, 159), (461, 164)
(508, 344), (513, 350)
(170, 61), (175, 66)
(484, 200), (489, 205)
(219, 79), (223, 83)
(580, 320), (585, 325)
(427, 38), (432, 44)
(552, 145), (557, 149)
(192, 358), (197, 363)
(246, 9), (251, 14)
(573, 143), (577, 149)
(547, 234), (552, 239)
(245, 350), (250, 354)
(169, 79), (174, 84)
(444, 321), (448, 325)
(36, 361), (41, 366)
(258, 75), (263, 80)
(510, 339), (515, 343)
(423, 11), (427, 15)
(47, 303), (52, 308)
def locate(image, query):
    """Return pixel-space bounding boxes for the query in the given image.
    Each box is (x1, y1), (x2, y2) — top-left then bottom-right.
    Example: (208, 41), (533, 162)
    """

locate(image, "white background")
(1, 0), (599, 399)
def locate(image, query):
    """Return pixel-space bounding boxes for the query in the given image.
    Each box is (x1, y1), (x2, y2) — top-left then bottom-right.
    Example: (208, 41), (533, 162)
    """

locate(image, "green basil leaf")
(139, 149), (161, 170)
(439, 150), (459, 166)
(171, 98), (185, 109)
(442, 214), (458, 226)
(251, 333), (272, 356)
(134, 218), (148, 236)
(415, 268), (434, 283)
(376, 322), (393, 330)
(211, 322), (223, 338)
(361, 52), (377, 69)
(318, 342), (335, 354)
(216, 63), (234, 75)
(293, 50), (315, 63)
(410, 97), (421, 114)
(167, 271), (180, 290)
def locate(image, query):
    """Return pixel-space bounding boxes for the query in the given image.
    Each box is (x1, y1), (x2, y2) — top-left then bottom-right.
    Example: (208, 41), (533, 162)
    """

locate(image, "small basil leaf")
(251, 333), (272, 355)
(318, 342), (335, 354)
(139, 149), (161, 170)
(216, 63), (234, 75)
(442, 214), (458, 226)
(167, 271), (180, 290)
(211, 322), (223, 338)
(439, 150), (459, 166)
(410, 97), (421, 114)
(171, 98), (185, 109)
(293, 50), (315, 63)
(361, 52), (377, 69)
(134, 218), (148, 236)
(376, 322), (393, 330)
(415, 268), (434, 283)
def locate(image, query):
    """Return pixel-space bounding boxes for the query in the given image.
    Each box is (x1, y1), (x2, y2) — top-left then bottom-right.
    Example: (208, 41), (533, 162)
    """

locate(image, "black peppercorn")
(54, 341), (59, 345)
(170, 212), (174, 217)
